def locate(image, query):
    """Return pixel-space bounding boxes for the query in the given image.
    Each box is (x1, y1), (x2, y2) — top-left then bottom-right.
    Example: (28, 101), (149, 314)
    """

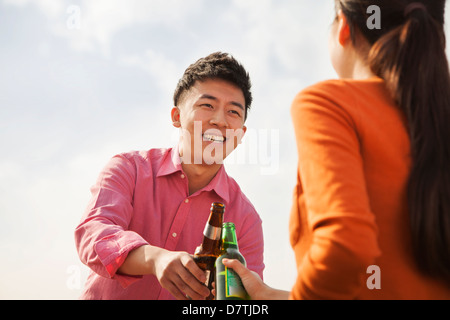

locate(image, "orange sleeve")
(289, 82), (381, 300)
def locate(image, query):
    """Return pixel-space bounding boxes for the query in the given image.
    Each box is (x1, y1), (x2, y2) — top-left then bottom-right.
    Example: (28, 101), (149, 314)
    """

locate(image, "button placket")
(164, 196), (192, 251)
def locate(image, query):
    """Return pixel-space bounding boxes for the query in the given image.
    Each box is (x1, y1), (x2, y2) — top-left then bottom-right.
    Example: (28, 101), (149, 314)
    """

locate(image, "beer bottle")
(193, 202), (225, 300)
(215, 222), (250, 300)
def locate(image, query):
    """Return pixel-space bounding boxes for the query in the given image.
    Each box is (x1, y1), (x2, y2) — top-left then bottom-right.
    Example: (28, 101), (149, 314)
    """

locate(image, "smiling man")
(172, 78), (248, 193)
(75, 52), (264, 300)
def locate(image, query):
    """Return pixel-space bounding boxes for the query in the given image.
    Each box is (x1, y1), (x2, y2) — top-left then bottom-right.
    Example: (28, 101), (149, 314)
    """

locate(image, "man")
(75, 52), (265, 300)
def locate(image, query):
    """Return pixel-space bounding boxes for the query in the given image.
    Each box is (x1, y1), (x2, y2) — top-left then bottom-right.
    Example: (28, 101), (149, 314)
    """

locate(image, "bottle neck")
(222, 223), (239, 251)
(203, 223), (222, 241)
(197, 204), (224, 256)
(222, 242), (238, 251)
(199, 223), (222, 254)
(201, 209), (223, 248)
(208, 204), (224, 229)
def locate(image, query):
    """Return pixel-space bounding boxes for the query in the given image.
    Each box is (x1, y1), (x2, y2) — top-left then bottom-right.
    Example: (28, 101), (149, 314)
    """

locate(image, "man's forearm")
(118, 244), (164, 276)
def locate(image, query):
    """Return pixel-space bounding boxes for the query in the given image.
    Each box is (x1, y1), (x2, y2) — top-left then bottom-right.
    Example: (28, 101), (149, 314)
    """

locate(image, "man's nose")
(209, 109), (228, 128)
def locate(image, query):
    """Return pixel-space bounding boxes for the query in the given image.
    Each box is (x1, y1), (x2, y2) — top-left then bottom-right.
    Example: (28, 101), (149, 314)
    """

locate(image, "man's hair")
(173, 52), (252, 120)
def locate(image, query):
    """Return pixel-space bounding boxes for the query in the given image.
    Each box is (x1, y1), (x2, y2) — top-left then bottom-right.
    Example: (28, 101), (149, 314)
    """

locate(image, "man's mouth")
(203, 133), (226, 143)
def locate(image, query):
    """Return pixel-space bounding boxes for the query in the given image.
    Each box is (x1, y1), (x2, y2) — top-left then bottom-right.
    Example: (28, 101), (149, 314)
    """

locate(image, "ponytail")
(340, 0), (450, 284)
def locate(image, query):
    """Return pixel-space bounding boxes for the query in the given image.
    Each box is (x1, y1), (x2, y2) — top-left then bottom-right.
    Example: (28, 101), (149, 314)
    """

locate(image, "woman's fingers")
(222, 258), (264, 299)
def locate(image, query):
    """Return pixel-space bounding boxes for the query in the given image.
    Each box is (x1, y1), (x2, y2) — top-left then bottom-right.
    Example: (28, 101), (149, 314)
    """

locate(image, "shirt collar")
(156, 145), (230, 203)
(200, 165), (230, 204)
(156, 144), (183, 178)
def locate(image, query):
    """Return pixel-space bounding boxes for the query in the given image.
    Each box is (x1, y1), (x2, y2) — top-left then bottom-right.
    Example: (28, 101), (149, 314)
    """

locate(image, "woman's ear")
(337, 10), (352, 47)
(171, 107), (181, 128)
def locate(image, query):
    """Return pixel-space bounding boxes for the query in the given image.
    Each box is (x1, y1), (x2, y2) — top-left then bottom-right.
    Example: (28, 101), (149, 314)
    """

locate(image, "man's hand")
(118, 245), (210, 300)
(153, 250), (210, 300)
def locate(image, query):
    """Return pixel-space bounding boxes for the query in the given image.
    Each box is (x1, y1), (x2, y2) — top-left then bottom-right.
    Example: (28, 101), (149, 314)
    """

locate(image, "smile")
(203, 133), (226, 143)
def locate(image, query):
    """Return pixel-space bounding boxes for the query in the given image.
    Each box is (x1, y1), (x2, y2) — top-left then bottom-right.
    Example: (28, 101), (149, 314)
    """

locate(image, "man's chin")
(180, 141), (236, 165)
(181, 153), (227, 166)
(202, 156), (226, 166)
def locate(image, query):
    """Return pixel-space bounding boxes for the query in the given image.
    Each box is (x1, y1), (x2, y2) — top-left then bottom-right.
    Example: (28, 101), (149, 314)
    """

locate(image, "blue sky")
(1, 0), (448, 299)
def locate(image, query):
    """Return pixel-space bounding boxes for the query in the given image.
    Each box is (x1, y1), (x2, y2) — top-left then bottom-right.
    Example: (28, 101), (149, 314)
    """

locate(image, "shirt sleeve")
(75, 154), (149, 288)
(289, 82), (381, 300)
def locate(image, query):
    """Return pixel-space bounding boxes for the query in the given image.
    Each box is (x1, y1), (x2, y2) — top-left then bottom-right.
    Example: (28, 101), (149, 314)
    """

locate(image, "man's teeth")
(203, 134), (225, 142)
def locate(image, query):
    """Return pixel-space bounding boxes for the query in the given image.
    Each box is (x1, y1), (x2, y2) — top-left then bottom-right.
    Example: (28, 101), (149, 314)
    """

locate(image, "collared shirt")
(75, 146), (264, 300)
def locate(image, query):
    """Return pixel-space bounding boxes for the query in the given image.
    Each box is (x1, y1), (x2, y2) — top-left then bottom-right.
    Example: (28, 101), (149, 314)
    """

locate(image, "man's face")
(172, 78), (247, 165)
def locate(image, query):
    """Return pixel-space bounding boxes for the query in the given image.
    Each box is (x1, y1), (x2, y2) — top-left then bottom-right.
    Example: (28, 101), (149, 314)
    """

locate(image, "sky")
(1, 0), (449, 300)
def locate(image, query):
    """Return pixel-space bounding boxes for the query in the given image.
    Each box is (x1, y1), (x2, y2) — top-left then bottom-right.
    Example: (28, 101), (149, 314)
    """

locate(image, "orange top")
(289, 78), (450, 300)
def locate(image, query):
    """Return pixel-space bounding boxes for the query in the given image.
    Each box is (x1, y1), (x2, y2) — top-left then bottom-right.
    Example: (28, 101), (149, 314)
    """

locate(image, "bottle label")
(204, 270), (211, 287)
(224, 267), (248, 299)
(203, 224), (221, 241)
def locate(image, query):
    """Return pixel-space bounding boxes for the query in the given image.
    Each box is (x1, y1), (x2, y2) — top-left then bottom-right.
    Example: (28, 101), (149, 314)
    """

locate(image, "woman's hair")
(336, 0), (450, 284)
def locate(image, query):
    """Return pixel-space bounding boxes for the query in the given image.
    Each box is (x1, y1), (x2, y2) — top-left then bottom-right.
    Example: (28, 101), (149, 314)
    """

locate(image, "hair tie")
(404, 2), (427, 17)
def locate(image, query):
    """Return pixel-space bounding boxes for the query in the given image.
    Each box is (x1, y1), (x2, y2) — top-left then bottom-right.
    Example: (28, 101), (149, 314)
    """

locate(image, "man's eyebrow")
(230, 101), (245, 110)
(199, 94), (218, 101)
(199, 94), (244, 110)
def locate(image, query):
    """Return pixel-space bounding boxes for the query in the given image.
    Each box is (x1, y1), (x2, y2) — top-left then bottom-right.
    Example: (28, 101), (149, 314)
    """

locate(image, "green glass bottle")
(215, 222), (250, 300)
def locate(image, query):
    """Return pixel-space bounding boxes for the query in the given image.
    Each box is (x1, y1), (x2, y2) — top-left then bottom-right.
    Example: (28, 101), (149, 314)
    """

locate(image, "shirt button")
(172, 233), (177, 238)
(180, 174), (185, 179)
(185, 199), (189, 204)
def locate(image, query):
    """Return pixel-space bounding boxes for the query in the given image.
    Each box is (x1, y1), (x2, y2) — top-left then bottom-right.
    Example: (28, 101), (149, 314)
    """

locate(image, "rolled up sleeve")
(75, 154), (149, 288)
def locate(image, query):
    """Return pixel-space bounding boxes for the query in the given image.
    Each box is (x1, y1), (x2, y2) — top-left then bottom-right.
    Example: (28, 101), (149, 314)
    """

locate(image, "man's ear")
(241, 125), (247, 136)
(337, 10), (351, 47)
(171, 107), (181, 128)
(235, 125), (247, 146)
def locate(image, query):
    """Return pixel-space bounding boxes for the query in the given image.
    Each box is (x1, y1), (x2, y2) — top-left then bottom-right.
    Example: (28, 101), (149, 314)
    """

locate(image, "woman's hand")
(221, 259), (290, 300)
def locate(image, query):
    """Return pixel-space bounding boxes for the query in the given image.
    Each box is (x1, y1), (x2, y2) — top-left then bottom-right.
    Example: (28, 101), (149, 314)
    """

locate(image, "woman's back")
(290, 77), (450, 299)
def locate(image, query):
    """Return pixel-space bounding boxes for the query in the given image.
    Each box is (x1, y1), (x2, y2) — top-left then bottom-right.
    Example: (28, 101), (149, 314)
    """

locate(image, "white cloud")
(2, 0), (65, 18)
(55, 0), (206, 56)
(119, 49), (181, 99)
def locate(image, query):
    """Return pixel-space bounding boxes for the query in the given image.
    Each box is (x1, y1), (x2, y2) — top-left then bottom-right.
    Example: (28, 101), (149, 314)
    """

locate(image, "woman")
(224, 0), (450, 299)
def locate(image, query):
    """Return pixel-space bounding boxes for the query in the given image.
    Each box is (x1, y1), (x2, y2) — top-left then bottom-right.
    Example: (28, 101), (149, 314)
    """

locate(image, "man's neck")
(181, 162), (222, 196)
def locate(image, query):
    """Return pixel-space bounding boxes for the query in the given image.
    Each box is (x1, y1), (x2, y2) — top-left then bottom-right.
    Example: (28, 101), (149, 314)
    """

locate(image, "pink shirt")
(75, 146), (264, 300)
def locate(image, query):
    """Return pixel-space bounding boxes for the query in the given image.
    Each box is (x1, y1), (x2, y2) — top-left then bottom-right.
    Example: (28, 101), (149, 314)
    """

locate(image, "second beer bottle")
(215, 222), (250, 300)
(193, 202), (225, 300)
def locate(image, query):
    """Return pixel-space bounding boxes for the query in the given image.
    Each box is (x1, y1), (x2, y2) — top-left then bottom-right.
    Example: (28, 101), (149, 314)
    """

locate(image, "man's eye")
(230, 110), (242, 117)
(201, 104), (213, 109)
